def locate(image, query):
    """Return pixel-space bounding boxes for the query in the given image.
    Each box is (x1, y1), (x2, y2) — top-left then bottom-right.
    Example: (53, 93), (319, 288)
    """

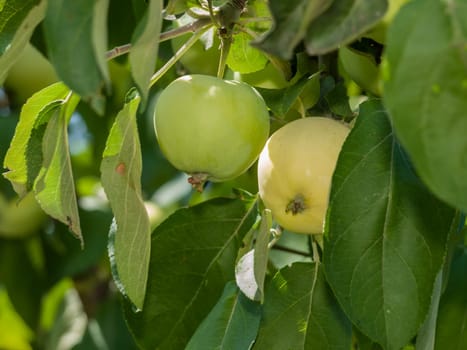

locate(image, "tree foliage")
(0, 0), (466, 349)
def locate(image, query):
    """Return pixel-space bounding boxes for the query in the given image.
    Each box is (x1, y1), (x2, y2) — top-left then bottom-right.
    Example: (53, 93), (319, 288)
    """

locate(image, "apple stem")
(187, 173), (210, 192)
(105, 18), (212, 61)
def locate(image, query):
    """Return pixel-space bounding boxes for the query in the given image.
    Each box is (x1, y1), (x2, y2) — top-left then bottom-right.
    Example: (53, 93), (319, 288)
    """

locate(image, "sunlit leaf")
(3, 83), (70, 195)
(130, 0), (163, 106)
(0, 0), (46, 83)
(186, 281), (261, 350)
(227, 31), (268, 74)
(33, 93), (83, 244)
(101, 93), (150, 310)
(324, 100), (457, 350)
(383, 0), (467, 212)
(125, 197), (257, 350)
(254, 262), (352, 349)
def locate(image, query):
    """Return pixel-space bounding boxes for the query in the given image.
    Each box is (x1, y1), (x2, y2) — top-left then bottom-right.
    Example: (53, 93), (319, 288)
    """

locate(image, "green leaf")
(0, 237), (46, 329)
(253, 0), (333, 60)
(235, 209), (272, 302)
(101, 94), (150, 310)
(383, 0), (467, 212)
(306, 0), (388, 55)
(125, 197), (257, 350)
(323, 100), (457, 350)
(129, 0), (163, 106)
(0, 0), (46, 83)
(3, 83), (71, 196)
(256, 74), (318, 117)
(227, 31), (268, 74)
(254, 262), (352, 350)
(165, 0), (200, 15)
(435, 246), (467, 349)
(43, 0), (110, 114)
(33, 92), (83, 244)
(415, 271), (443, 350)
(186, 281), (261, 350)
(0, 286), (34, 349)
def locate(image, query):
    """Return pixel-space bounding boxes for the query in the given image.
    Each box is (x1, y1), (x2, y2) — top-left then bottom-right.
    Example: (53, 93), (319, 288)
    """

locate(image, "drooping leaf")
(435, 246), (467, 349)
(323, 100), (457, 350)
(383, 0), (467, 212)
(125, 197), (257, 350)
(33, 92), (83, 244)
(305, 0), (388, 55)
(254, 262), (352, 350)
(129, 0), (163, 106)
(227, 31), (268, 74)
(43, 0), (110, 114)
(235, 209), (272, 301)
(253, 0), (333, 60)
(186, 281), (261, 350)
(101, 93), (150, 310)
(3, 83), (71, 196)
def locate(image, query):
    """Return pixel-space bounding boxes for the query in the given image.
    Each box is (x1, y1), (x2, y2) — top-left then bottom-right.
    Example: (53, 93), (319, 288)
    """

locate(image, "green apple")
(339, 46), (383, 96)
(4, 43), (58, 105)
(0, 192), (46, 238)
(237, 62), (289, 89)
(154, 74), (270, 189)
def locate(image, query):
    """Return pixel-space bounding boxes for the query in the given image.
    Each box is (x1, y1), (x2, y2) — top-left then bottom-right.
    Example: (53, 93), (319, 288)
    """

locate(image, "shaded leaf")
(34, 95), (82, 243)
(3, 83), (71, 195)
(44, 0), (110, 114)
(256, 74), (318, 117)
(125, 197), (257, 350)
(435, 246), (467, 349)
(254, 262), (351, 350)
(415, 270), (443, 350)
(323, 100), (457, 350)
(129, 0), (163, 106)
(101, 94), (150, 310)
(186, 281), (261, 350)
(306, 0), (388, 55)
(0, 0), (46, 83)
(253, 0), (333, 60)
(383, 0), (467, 212)
(0, 237), (46, 329)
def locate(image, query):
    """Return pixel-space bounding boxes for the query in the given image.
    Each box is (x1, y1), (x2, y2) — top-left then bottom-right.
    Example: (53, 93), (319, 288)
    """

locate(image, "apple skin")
(237, 63), (289, 89)
(0, 192), (46, 238)
(4, 43), (58, 105)
(339, 46), (382, 96)
(154, 74), (270, 184)
(257, 117), (349, 234)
